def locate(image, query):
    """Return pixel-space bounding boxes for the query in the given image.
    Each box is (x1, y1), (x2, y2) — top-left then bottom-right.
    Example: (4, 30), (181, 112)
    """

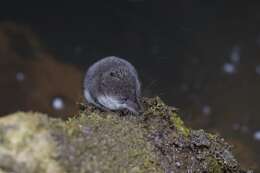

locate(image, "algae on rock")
(0, 112), (64, 173)
(0, 97), (250, 173)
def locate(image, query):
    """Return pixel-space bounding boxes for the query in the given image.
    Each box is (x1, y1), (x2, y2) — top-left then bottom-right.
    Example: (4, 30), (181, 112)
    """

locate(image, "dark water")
(1, 1), (260, 171)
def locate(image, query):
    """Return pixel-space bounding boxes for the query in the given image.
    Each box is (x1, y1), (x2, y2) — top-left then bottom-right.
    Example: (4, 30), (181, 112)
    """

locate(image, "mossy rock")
(0, 97), (250, 173)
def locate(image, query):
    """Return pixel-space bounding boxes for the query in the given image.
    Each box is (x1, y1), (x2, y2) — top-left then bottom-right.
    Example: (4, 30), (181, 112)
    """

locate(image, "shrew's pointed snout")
(125, 99), (143, 115)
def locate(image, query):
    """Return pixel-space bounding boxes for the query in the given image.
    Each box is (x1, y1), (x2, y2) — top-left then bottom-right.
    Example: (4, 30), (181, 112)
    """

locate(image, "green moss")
(143, 97), (190, 137)
(207, 156), (222, 173)
(0, 97), (249, 172)
(0, 111), (163, 173)
(0, 112), (65, 173)
(207, 133), (218, 140)
(170, 112), (190, 137)
(57, 112), (163, 173)
(143, 96), (167, 116)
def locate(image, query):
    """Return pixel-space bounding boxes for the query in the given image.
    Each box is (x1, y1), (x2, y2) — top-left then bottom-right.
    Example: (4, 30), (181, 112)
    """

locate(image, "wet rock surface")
(141, 97), (247, 173)
(0, 97), (251, 173)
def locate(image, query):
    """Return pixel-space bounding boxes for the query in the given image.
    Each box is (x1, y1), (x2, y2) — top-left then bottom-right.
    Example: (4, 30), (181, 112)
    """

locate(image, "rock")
(0, 112), (65, 173)
(0, 97), (251, 173)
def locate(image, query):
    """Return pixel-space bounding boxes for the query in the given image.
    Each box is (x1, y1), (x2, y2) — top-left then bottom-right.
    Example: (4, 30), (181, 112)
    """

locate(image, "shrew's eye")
(110, 72), (115, 77)
(121, 97), (128, 102)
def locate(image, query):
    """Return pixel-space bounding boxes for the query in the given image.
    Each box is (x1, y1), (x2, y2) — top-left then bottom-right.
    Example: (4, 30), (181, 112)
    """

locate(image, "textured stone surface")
(0, 97), (250, 173)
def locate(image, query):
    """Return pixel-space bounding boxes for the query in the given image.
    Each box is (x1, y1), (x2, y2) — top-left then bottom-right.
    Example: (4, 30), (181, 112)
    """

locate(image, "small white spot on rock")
(52, 97), (64, 110)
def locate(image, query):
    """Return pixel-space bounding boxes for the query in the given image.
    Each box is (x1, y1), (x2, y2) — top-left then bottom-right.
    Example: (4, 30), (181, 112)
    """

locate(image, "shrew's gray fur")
(84, 56), (142, 114)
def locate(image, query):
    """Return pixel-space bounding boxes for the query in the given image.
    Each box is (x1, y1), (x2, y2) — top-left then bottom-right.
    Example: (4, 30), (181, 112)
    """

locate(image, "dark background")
(0, 1), (259, 171)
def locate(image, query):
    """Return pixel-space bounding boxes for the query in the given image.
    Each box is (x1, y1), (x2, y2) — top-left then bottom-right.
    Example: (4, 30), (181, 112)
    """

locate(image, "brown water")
(1, 1), (260, 171)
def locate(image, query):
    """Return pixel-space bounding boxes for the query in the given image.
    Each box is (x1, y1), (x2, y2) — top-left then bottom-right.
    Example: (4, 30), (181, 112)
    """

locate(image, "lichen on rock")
(0, 97), (251, 173)
(0, 112), (65, 173)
